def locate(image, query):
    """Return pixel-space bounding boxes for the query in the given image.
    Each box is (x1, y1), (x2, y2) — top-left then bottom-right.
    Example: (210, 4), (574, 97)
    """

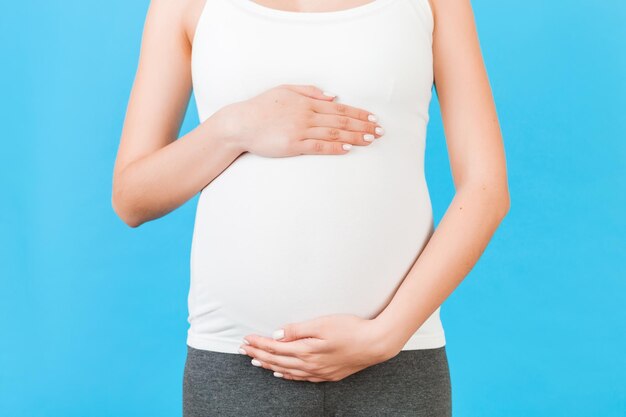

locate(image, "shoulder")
(144, 0), (204, 48)
(428, 0), (476, 19)
(427, 0), (480, 35)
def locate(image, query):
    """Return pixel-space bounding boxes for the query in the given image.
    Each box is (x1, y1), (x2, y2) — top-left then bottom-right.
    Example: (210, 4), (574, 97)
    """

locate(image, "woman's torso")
(186, 0), (446, 354)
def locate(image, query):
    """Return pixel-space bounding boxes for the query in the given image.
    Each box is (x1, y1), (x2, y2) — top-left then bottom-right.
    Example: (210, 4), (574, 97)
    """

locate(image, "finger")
(243, 334), (311, 358)
(280, 84), (338, 101)
(242, 346), (317, 378)
(309, 113), (384, 137)
(241, 342), (333, 380)
(310, 99), (378, 124)
(242, 344), (307, 370)
(282, 373), (328, 383)
(279, 319), (326, 342)
(304, 126), (376, 146)
(257, 357), (326, 382)
(297, 139), (353, 155)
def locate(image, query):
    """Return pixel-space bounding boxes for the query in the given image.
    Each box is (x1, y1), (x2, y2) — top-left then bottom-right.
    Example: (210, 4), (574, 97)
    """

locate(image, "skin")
(112, 0), (510, 383)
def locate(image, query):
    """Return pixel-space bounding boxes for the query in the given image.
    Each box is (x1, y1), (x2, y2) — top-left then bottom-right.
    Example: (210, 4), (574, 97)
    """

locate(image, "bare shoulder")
(427, 0), (478, 29)
(143, 0), (206, 49)
(427, 0), (484, 77)
(428, 0), (505, 189)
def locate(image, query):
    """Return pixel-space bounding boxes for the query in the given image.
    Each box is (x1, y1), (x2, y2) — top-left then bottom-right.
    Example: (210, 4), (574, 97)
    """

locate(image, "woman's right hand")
(213, 84), (384, 158)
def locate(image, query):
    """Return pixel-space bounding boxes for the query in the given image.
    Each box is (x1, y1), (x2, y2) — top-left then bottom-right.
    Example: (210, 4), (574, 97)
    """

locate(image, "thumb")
(281, 84), (338, 101)
(273, 318), (324, 342)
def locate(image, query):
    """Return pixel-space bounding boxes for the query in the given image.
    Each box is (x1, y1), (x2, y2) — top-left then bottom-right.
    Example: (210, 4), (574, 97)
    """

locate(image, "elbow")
(493, 176), (511, 219)
(462, 177), (511, 220)
(112, 192), (143, 228)
(498, 191), (511, 219)
(111, 178), (146, 229)
(487, 180), (510, 221)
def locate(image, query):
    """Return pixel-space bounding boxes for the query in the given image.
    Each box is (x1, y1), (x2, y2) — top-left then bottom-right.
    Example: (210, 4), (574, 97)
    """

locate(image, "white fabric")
(187, 0), (446, 354)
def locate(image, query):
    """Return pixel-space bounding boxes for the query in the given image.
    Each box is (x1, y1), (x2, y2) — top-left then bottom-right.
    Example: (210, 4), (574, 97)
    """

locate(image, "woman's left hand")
(240, 314), (400, 382)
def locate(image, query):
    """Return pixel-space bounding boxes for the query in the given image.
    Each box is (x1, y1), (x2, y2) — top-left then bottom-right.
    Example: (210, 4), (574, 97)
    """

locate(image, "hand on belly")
(238, 313), (397, 383)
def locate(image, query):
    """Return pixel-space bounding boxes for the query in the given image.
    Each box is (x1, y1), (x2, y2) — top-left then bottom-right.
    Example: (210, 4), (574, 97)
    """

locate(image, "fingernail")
(363, 134), (375, 142)
(251, 359), (262, 367)
(368, 114), (378, 122)
(342, 144), (352, 151)
(243, 338), (250, 345)
(375, 127), (385, 135)
(273, 371), (284, 378)
(323, 91), (337, 98)
(238, 348), (247, 355)
(272, 329), (285, 340)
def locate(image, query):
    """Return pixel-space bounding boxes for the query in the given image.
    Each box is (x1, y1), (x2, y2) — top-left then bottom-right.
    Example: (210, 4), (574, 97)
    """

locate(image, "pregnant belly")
(189, 145), (434, 337)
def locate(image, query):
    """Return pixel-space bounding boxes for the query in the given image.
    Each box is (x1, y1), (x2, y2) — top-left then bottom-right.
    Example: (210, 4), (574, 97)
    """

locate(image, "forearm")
(372, 182), (510, 358)
(112, 110), (243, 227)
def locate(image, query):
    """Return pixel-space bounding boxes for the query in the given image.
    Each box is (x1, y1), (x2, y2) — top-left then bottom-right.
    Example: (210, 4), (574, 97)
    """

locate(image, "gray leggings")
(183, 344), (452, 416)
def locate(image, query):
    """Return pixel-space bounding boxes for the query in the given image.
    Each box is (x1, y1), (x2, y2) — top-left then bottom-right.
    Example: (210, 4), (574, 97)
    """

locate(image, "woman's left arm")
(240, 0), (510, 381)
(370, 0), (511, 358)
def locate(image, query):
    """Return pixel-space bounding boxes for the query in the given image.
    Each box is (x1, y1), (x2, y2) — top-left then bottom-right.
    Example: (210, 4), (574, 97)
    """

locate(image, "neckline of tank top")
(228, 0), (402, 21)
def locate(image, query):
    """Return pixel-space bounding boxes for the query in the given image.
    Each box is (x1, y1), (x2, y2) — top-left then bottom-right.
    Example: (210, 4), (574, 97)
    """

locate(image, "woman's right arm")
(111, 0), (243, 228)
(112, 0), (384, 228)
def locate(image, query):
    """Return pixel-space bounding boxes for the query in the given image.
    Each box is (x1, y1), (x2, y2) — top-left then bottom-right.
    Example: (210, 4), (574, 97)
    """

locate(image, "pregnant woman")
(112, 0), (510, 415)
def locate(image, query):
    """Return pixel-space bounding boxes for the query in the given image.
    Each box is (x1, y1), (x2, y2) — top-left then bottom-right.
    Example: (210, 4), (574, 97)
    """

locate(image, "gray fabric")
(183, 344), (452, 416)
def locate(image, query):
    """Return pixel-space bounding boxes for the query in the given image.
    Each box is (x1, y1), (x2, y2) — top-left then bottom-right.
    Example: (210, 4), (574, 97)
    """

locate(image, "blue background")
(1, 0), (624, 416)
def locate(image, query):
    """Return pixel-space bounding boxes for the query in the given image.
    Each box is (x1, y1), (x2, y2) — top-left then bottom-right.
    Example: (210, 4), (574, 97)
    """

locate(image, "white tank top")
(187, 0), (445, 354)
